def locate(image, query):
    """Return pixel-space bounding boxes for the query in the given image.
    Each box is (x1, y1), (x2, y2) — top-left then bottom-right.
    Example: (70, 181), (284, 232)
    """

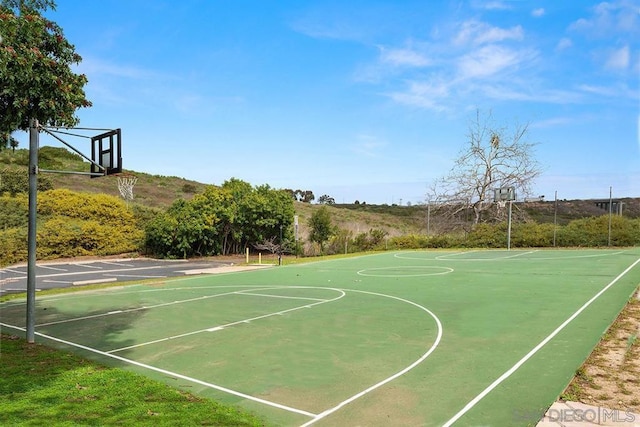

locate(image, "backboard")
(91, 129), (122, 178)
(494, 186), (516, 202)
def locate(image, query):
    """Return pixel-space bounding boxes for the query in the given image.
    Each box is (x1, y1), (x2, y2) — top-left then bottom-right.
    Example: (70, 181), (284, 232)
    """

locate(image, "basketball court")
(2, 248), (639, 426)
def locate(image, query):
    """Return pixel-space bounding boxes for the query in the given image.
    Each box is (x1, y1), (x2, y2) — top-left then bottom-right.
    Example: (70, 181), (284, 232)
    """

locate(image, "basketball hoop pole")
(23, 124), (122, 343)
(507, 200), (513, 251)
(495, 187), (515, 251)
(26, 119), (39, 343)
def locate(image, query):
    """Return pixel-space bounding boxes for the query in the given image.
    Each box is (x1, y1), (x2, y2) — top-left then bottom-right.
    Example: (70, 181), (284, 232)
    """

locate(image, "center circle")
(357, 266), (453, 277)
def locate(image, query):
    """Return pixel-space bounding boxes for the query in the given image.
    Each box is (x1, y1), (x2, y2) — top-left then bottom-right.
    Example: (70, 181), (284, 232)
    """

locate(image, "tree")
(293, 189), (315, 203)
(9, 134), (18, 151)
(308, 206), (334, 253)
(428, 110), (540, 225)
(317, 194), (335, 205)
(144, 179), (295, 258)
(0, 0), (91, 134)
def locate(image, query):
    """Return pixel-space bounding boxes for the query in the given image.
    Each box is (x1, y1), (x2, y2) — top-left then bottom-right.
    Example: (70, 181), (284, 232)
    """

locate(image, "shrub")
(38, 189), (137, 227)
(38, 216), (142, 259)
(388, 234), (430, 249)
(325, 228), (353, 255)
(0, 168), (52, 195)
(352, 228), (388, 251)
(181, 183), (198, 194)
(0, 194), (28, 230)
(1, 189), (143, 264)
(466, 223), (505, 248)
(557, 216), (613, 247)
(0, 227), (28, 267)
(511, 222), (555, 247)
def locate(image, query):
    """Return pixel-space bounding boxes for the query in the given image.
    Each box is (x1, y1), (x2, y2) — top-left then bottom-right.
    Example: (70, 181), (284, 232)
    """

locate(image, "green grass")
(0, 333), (268, 426)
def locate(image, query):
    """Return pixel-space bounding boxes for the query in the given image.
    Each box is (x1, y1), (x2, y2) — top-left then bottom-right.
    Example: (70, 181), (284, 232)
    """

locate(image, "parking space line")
(106, 274), (167, 279)
(38, 265), (68, 272)
(101, 261), (135, 267)
(2, 268), (27, 275)
(75, 264), (104, 270)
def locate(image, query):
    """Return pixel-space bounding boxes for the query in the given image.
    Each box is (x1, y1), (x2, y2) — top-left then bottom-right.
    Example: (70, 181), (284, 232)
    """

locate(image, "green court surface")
(2, 248), (640, 426)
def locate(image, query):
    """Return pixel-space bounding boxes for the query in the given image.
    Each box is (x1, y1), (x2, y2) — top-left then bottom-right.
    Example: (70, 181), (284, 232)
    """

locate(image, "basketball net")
(497, 200), (507, 209)
(117, 174), (137, 202)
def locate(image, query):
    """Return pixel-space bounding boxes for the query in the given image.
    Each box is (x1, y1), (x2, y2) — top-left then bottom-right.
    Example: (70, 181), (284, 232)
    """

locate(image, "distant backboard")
(91, 129), (122, 178)
(494, 186), (516, 202)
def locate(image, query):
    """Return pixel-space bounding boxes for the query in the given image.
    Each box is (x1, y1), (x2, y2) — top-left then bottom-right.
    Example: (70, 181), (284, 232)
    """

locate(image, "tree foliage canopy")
(145, 178), (295, 258)
(0, 0), (90, 133)
(308, 205), (335, 253)
(317, 194), (335, 205)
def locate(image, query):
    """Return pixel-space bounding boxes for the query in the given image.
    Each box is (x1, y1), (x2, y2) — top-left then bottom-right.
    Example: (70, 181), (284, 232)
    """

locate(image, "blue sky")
(26, 0), (640, 204)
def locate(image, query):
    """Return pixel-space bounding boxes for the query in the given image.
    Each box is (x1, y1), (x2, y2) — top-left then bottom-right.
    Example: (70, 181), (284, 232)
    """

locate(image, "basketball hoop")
(116, 174), (137, 202)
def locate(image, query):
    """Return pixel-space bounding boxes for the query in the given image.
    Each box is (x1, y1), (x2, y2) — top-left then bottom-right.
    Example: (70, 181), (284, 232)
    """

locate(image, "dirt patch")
(562, 288), (640, 412)
(260, 384), (423, 426)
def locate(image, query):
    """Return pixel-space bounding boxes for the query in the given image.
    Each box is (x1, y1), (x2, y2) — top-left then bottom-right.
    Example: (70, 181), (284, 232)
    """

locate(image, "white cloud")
(473, 1), (513, 11)
(351, 134), (387, 157)
(605, 45), (630, 70)
(531, 117), (575, 129)
(479, 84), (582, 104)
(577, 83), (635, 99)
(454, 20), (524, 46)
(79, 56), (168, 80)
(386, 80), (450, 112)
(457, 45), (531, 79)
(556, 37), (573, 51)
(569, 0), (640, 37)
(379, 46), (430, 67)
(531, 8), (545, 18)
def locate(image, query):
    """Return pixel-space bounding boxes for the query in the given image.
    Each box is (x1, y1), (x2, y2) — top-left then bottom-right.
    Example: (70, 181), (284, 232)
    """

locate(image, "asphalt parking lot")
(0, 258), (234, 295)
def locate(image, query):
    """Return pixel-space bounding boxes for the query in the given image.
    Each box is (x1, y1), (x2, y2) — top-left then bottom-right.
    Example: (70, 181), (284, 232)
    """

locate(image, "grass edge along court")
(1, 248), (640, 426)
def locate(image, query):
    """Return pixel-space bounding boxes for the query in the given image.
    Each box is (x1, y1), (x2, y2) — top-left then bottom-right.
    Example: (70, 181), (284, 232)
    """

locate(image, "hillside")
(2, 147), (639, 234)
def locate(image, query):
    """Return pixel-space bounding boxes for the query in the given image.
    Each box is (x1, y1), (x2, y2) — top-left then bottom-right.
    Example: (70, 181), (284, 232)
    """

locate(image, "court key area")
(2, 249), (639, 426)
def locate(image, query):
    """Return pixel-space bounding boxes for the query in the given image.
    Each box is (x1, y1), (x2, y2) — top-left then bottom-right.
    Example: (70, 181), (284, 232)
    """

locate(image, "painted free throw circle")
(357, 266), (453, 277)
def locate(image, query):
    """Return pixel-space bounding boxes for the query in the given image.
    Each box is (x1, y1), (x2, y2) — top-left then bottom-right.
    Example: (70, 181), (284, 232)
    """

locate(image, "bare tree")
(253, 237), (282, 254)
(428, 110), (541, 225)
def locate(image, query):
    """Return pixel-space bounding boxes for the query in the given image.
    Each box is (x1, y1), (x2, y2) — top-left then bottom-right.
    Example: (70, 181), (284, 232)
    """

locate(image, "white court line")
(441, 256), (640, 427)
(0, 322), (316, 419)
(501, 250), (538, 259)
(300, 288), (443, 427)
(435, 250), (536, 261)
(107, 289), (346, 353)
(236, 291), (327, 302)
(4, 284), (443, 423)
(36, 288), (273, 327)
(356, 266), (453, 277)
